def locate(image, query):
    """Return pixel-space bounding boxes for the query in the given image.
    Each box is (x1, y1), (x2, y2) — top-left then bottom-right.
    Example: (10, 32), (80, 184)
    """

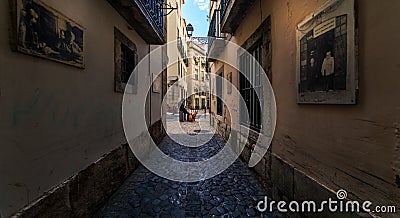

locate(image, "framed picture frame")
(152, 73), (162, 93)
(227, 72), (232, 94)
(296, 0), (358, 104)
(11, 0), (85, 68)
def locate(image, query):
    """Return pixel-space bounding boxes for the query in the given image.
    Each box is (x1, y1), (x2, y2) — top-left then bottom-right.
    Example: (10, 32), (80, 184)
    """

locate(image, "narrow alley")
(1, 0), (399, 218)
(94, 114), (280, 217)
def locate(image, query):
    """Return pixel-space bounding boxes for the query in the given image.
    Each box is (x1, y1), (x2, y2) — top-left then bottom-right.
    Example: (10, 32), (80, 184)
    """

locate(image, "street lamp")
(186, 23), (194, 37)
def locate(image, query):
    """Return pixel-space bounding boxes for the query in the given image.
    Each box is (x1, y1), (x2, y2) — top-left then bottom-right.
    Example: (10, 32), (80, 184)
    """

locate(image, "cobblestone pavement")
(94, 115), (282, 218)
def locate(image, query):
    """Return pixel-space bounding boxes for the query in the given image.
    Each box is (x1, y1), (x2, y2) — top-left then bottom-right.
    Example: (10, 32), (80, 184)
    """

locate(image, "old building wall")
(225, 0), (400, 215)
(0, 0), (164, 216)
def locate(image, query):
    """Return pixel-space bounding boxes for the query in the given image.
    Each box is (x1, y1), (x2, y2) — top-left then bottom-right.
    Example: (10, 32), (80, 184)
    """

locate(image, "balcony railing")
(107, 0), (165, 44)
(207, 10), (226, 61)
(190, 37), (208, 44)
(219, 0), (231, 23)
(178, 37), (189, 66)
(207, 11), (217, 53)
(138, 0), (165, 37)
(218, 0), (256, 33)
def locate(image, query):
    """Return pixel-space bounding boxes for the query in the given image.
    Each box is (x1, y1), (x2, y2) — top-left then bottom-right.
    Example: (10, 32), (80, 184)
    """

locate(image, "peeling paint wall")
(212, 0), (400, 216)
(0, 0), (164, 216)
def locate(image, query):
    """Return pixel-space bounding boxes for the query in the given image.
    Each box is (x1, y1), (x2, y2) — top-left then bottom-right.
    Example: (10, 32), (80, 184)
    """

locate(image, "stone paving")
(94, 114), (282, 218)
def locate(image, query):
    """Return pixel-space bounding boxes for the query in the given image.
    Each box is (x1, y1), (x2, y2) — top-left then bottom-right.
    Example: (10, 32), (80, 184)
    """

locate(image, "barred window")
(114, 28), (138, 93)
(120, 44), (135, 84)
(216, 70), (223, 116)
(240, 42), (263, 131)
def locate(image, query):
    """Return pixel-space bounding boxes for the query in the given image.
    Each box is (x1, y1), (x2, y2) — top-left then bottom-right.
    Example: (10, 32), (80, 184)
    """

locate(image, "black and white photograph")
(296, 0), (357, 104)
(14, 0), (84, 68)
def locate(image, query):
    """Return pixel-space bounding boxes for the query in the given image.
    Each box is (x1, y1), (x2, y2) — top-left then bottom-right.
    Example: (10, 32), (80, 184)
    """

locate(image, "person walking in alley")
(179, 99), (190, 122)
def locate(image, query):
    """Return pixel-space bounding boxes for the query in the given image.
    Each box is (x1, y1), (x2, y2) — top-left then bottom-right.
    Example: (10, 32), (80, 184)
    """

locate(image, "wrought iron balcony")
(139, 0), (164, 35)
(177, 37), (189, 66)
(219, 0), (256, 34)
(108, 0), (165, 44)
(219, 0), (231, 23)
(207, 11), (226, 62)
(207, 11), (217, 53)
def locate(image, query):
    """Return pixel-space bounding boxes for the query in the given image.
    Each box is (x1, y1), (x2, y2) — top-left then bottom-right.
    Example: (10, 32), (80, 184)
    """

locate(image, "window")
(333, 15), (348, 90)
(115, 28), (138, 93)
(216, 70), (223, 116)
(178, 59), (181, 77)
(240, 42), (263, 131)
(120, 44), (135, 84)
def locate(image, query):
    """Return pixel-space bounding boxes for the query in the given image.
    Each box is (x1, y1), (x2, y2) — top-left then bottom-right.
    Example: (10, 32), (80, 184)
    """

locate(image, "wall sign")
(12, 0), (85, 68)
(296, 0), (357, 104)
(152, 73), (162, 93)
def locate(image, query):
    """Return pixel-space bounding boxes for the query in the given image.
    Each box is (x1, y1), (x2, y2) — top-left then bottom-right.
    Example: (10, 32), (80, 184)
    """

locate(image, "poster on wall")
(152, 73), (162, 93)
(13, 0), (85, 68)
(296, 0), (357, 104)
(227, 72), (232, 94)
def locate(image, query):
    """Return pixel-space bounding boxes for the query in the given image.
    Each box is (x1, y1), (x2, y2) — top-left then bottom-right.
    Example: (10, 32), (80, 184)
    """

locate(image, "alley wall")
(212, 0), (400, 216)
(0, 0), (163, 216)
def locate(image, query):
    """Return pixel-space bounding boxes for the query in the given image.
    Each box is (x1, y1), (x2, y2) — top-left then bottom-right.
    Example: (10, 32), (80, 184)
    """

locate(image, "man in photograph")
(321, 51), (335, 91)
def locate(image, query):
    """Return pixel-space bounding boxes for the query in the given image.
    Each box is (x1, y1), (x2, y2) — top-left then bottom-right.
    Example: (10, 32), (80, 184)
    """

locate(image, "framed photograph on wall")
(11, 0), (85, 68)
(296, 0), (358, 104)
(152, 73), (162, 93)
(227, 72), (232, 94)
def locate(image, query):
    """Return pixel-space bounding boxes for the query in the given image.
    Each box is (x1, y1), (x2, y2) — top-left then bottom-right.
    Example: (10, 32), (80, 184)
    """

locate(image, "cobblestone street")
(94, 114), (281, 218)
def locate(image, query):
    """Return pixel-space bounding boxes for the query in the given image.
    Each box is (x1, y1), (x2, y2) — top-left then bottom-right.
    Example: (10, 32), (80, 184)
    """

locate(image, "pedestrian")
(178, 99), (190, 122)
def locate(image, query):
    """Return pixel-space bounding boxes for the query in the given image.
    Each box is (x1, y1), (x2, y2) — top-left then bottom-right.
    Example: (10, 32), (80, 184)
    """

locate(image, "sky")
(182, 0), (210, 37)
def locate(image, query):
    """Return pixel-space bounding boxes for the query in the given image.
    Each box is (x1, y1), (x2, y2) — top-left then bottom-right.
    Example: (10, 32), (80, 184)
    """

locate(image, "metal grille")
(139, 0), (165, 36)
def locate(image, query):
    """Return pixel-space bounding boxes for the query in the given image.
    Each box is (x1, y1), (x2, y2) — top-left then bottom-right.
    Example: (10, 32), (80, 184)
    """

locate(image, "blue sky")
(182, 0), (210, 37)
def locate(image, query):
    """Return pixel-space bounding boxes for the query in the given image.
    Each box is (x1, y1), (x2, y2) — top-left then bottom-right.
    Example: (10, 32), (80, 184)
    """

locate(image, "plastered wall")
(228, 0), (400, 212)
(0, 0), (161, 216)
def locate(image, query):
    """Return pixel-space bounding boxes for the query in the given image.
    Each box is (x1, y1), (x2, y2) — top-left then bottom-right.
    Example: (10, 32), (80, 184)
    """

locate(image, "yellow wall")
(187, 41), (207, 109)
(212, 0), (400, 212)
(167, 0), (188, 102)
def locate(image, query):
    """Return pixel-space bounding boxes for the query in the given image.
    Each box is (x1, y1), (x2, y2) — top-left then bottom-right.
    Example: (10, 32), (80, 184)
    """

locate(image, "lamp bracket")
(157, 2), (178, 16)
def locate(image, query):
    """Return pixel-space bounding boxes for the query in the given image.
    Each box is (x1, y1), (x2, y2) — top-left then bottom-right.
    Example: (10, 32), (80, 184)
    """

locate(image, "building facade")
(0, 0), (167, 216)
(166, 0), (189, 113)
(187, 39), (209, 110)
(208, 0), (400, 217)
